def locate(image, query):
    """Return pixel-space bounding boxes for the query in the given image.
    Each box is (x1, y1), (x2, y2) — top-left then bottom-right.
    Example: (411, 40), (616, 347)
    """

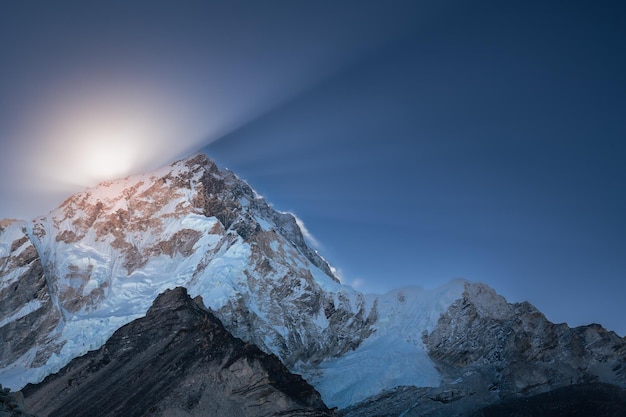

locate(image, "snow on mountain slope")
(341, 283), (626, 417)
(0, 154), (377, 400)
(300, 280), (467, 408)
(0, 220), (34, 292)
(0, 219), (63, 391)
(4, 154), (542, 409)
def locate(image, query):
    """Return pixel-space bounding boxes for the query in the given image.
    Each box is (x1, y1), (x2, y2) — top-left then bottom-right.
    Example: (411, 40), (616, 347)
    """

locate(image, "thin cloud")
(330, 266), (366, 290)
(292, 214), (321, 249)
(330, 266), (344, 283)
(350, 278), (365, 289)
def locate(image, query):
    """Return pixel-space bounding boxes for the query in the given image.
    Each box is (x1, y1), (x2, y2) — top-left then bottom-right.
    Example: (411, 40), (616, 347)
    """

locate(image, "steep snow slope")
(1, 155), (377, 405)
(300, 281), (466, 408)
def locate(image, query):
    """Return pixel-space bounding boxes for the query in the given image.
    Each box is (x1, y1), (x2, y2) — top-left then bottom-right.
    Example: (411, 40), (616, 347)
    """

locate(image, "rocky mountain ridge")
(1, 153), (625, 414)
(340, 283), (626, 416)
(21, 287), (332, 417)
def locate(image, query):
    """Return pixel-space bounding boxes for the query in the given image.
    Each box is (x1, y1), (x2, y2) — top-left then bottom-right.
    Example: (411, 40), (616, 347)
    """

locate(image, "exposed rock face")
(424, 283), (626, 397)
(471, 382), (626, 417)
(340, 282), (626, 416)
(0, 383), (36, 417)
(0, 220), (63, 376)
(22, 287), (333, 417)
(0, 154), (375, 393)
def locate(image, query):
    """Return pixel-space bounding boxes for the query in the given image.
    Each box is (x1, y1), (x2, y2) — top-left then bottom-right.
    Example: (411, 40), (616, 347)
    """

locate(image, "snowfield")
(0, 154), (471, 408)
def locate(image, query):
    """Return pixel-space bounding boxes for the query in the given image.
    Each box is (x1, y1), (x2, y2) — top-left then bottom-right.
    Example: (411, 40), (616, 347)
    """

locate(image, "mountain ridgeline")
(1, 153), (625, 416)
(21, 287), (332, 417)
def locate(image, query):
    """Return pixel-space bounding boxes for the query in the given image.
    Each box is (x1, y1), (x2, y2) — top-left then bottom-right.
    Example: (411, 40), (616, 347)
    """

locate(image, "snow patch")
(304, 280), (466, 408)
(0, 300), (43, 327)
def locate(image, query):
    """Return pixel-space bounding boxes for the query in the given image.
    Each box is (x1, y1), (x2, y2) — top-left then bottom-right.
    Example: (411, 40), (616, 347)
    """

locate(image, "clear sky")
(0, 1), (625, 335)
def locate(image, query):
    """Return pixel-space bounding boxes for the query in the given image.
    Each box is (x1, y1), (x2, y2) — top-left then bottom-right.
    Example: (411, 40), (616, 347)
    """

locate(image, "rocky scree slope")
(22, 287), (332, 417)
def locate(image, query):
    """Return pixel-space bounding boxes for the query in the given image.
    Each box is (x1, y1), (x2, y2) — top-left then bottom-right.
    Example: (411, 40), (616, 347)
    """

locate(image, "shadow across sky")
(205, 0), (626, 334)
(0, 0), (624, 334)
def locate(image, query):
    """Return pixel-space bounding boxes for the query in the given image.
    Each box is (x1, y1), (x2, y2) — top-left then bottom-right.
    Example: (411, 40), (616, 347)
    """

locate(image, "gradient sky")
(1, 1), (625, 335)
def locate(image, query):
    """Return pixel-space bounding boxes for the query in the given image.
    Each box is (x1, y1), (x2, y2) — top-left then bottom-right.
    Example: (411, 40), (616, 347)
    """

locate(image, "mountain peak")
(462, 281), (513, 320)
(38, 152), (337, 279)
(146, 286), (199, 313)
(22, 286), (332, 417)
(2, 152), (368, 394)
(5, 153), (624, 414)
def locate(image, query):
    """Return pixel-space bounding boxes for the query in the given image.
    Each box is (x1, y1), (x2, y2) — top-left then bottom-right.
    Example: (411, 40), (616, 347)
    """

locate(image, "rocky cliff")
(0, 154), (375, 401)
(339, 282), (626, 416)
(22, 287), (332, 417)
(0, 220), (62, 381)
(425, 283), (626, 397)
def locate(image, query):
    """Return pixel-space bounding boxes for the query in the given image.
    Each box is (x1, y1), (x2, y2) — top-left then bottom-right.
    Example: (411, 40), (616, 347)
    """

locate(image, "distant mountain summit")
(1, 153), (625, 415)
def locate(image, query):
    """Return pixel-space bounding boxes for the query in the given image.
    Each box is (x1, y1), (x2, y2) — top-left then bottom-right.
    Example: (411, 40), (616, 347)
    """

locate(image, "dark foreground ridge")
(22, 287), (332, 417)
(472, 382), (626, 417)
(0, 383), (35, 417)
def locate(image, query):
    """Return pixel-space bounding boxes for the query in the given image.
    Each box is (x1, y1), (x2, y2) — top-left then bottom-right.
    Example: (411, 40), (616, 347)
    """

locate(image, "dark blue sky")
(1, 1), (625, 334)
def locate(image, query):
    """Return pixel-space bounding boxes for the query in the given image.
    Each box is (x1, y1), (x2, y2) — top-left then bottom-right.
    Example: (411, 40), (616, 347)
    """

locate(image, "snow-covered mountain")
(340, 285), (626, 416)
(1, 153), (625, 414)
(0, 155), (375, 402)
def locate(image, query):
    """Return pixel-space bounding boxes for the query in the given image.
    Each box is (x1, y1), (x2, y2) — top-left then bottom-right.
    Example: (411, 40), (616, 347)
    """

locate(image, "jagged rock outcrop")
(424, 283), (626, 397)
(22, 287), (333, 417)
(340, 282), (626, 416)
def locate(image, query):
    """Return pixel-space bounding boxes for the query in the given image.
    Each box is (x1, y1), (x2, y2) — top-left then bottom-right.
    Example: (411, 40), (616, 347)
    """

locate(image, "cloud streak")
(292, 214), (322, 250)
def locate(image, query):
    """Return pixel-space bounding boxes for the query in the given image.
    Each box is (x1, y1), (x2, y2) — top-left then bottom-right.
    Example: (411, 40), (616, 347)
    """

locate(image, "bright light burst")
(75, 130), (140, 184)
(14, 77), (213, 193)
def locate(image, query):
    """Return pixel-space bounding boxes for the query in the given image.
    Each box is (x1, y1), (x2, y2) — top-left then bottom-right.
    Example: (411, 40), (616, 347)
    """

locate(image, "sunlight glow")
(15, 77), (214, 193)
(77, 132), (139, 183)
